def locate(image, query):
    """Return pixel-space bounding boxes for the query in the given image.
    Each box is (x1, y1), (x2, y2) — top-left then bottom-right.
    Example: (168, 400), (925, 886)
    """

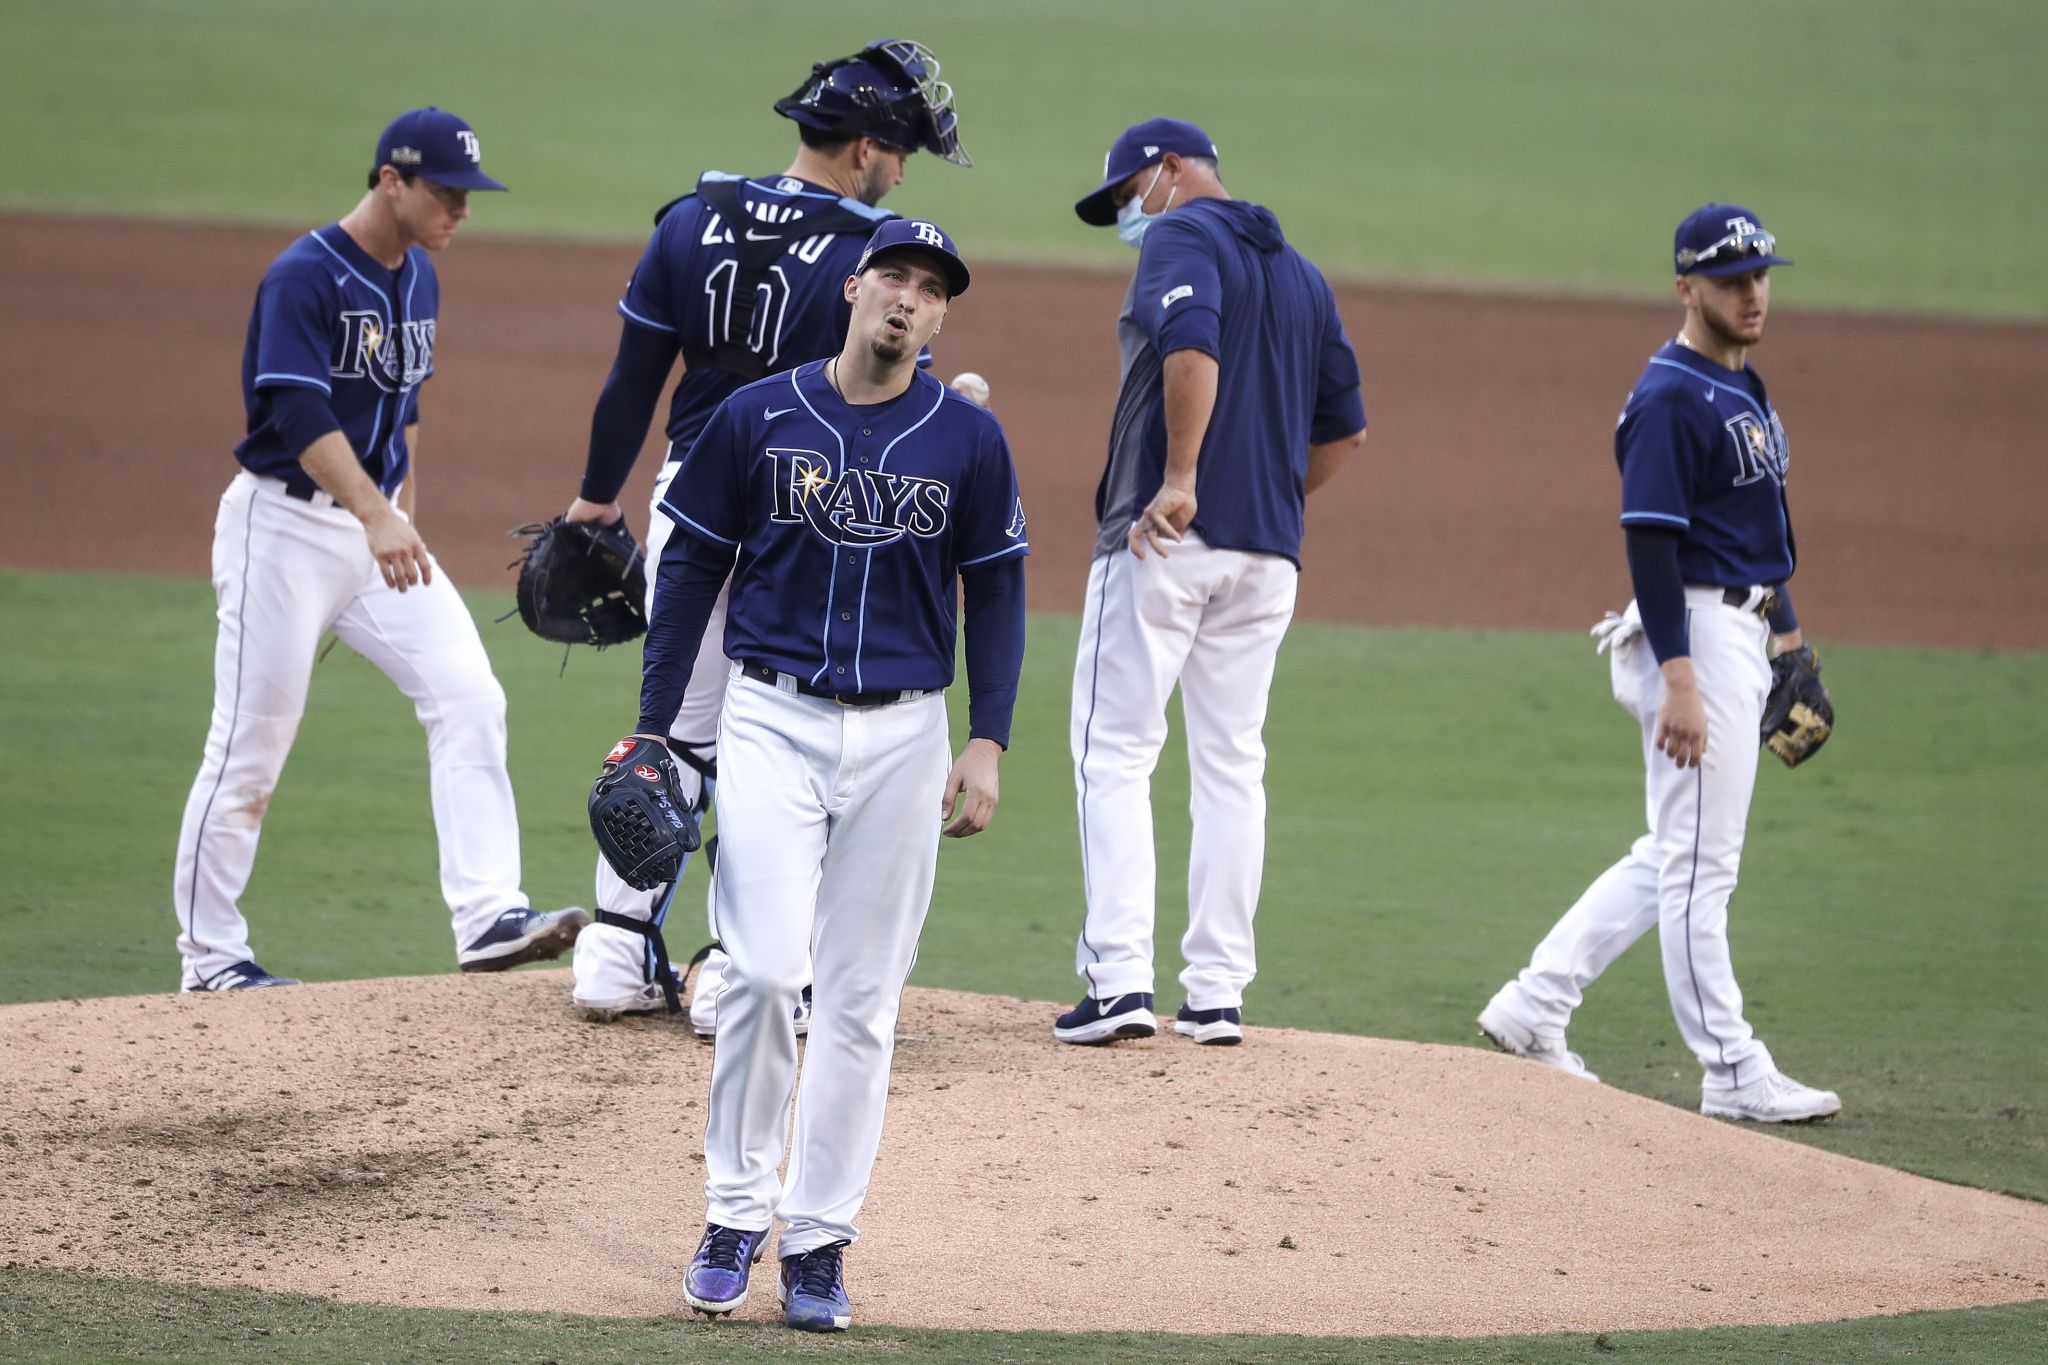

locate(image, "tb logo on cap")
(457, 130), (481, 162)
(912, 221), (945, 248)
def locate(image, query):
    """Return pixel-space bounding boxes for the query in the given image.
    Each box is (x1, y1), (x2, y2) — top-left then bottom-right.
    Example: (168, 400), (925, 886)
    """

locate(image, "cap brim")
(1075, 179), (1121, 226)
(867, 243), (970, 297)
(423, 168), (509, 192)
(1690, 253), (1792, 277)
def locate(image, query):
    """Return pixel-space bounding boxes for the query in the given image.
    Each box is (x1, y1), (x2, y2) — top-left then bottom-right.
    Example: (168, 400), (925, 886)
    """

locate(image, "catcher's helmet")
(775, 37), (971, 167)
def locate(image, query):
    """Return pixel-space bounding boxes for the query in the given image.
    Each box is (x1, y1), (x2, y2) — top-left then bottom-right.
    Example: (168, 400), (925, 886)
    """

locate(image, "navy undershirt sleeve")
(959, 557), (1026, 749)
(1766, 585), (1799, 636)
(582, 318), (683, 505)
(1625, 525), (1690, 662)
(637, 527), (735, 734)
(268, 385), (344, 459)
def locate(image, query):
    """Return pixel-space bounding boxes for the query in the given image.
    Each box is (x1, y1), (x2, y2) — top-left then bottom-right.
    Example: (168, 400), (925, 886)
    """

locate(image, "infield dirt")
(3, 214), (2045, 648)
(4, 215), (2046, 1336)
(1, 974), (2044, 1336)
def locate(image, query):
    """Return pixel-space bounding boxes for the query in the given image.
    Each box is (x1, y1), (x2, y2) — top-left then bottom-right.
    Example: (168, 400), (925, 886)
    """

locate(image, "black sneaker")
(1053, 991), (1156, 1044)
(458, 906), (590, 972)
(1173, 1002), (1243, 1045)
(184, 959), (300, 992)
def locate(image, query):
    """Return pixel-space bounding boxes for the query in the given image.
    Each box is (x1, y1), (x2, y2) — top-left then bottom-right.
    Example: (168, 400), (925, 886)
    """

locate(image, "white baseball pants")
(1498, 587), (1777, 1086)
(172, 471), (525, 986)
(1070, 535), (1298, 1009)
(700, 665), (949, 1253)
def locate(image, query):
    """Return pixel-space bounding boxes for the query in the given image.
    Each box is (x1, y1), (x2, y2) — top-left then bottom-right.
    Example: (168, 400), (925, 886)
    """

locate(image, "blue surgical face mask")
(1116, 164), (1175, 249)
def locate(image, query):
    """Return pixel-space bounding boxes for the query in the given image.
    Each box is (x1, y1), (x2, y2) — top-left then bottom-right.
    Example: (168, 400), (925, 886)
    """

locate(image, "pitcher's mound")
(2, 973), (2042, 1336)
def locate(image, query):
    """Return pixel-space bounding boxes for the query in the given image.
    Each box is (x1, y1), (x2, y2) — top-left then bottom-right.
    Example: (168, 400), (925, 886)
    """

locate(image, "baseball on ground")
(949, 371), (991, 407)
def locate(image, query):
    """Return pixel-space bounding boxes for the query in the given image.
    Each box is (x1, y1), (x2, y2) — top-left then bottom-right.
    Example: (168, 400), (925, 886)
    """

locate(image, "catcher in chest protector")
(1478, 203), (1840, 1126)
(513, 38), (975, 1035)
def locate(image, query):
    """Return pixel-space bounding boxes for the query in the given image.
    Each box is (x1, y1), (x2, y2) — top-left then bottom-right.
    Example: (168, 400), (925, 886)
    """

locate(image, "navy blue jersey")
(1616, 341), (1795, 587)
(235, 224), (436, 494)
(660, 362), (1029, 693)
(618, 173), (896, 458)
(1095, 199), (1365, 565)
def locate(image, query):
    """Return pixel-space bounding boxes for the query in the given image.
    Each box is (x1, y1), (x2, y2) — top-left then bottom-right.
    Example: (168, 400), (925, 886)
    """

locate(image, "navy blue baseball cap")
(856, 218), (970, 296)
(1074, 118), (1219, 226)
(371, 108), (507, 192)
(1673, 204), (1791, 276)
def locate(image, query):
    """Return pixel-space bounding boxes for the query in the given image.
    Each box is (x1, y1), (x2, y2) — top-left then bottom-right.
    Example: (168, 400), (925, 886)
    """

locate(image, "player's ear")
(843, 271), (861, 305)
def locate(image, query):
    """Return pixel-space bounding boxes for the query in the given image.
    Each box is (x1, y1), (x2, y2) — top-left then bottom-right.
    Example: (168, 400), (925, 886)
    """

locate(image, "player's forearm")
(637, 526), (733, 733)
(960, 557), (1026, 749)
(299, 430), (396, 522)
(582, 320), (684, 504)
(1159, 349), (1219, 487)
(1623, 525), (1689, 662)
(1305, 427), (1366, 495)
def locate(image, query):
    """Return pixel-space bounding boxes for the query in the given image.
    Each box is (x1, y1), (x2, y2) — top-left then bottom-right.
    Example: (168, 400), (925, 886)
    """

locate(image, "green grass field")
(1, 0), (2042, 318)
(3, 571), (2043, 1357)
(3, 1267), (2047, 1365)
(3, 1), (2043, 1355)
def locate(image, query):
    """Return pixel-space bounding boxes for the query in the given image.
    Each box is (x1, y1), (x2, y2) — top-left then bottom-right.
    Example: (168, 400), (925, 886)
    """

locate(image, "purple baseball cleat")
(779, 1241), (853, 1331)
(683, 1223), (769, 1316)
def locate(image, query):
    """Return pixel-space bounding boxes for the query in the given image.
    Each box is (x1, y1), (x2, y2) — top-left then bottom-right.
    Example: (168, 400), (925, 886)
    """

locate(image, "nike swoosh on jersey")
(334, 274), (349, 288)
(744, 229), (781, 241)
(764, 406), (797, 421)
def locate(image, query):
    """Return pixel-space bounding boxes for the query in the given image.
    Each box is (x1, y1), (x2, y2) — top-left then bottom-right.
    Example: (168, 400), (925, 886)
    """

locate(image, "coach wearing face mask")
(1053, 118), (1369, 1049)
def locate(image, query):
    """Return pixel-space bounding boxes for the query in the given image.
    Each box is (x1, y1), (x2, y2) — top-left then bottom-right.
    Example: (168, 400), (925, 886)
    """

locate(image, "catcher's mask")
(774, 37), (971, 167)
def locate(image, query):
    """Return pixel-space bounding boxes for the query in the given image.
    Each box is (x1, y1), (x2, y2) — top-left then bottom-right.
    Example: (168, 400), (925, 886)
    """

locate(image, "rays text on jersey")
(767, 448), (950, 545)
(331, 311), (433, 393)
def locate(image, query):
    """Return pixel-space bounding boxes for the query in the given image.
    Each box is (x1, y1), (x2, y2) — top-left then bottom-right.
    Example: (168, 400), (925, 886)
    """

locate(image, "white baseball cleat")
(573, 974), (676, 1023)
(1477, 996), (1600, 1083)
(1701, 1071), (1841, 1124)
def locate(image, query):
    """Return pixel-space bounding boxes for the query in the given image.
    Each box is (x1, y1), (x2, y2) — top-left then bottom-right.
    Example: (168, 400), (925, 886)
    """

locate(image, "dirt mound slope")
(2, 972), (2042, 1336)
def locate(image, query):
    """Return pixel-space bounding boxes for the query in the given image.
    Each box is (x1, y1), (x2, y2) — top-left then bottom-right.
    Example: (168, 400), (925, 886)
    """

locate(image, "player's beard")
(1698, 288), (1767, 348)
(867, 331), (912, 364)
(856, 157), (894, 207)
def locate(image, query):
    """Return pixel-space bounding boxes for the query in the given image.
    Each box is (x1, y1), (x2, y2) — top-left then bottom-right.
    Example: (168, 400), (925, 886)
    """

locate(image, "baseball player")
(1057, 119), (1368, 1047)
(628, 219), (1024, 1331)
(171, 109), (587, 991)
(1478, 205), (1841, 1124)
(561, 38), (972, 1030)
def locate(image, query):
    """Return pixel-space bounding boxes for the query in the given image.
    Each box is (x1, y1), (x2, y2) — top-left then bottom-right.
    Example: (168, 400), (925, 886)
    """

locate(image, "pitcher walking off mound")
(631, 220), (1026, 1331)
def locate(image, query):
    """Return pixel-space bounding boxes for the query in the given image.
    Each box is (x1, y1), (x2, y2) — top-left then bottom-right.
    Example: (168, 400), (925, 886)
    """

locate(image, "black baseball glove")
(509, 516), (648, 648)
(1760, 644), (1833, 767)
(589, 735), (702, 891)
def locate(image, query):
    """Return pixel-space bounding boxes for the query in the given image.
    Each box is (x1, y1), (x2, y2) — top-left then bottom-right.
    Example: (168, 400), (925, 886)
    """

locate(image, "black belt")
(282, 476), (319, 502)
(1719, 586), (1778, 616)
(737, 659), (927, 708)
